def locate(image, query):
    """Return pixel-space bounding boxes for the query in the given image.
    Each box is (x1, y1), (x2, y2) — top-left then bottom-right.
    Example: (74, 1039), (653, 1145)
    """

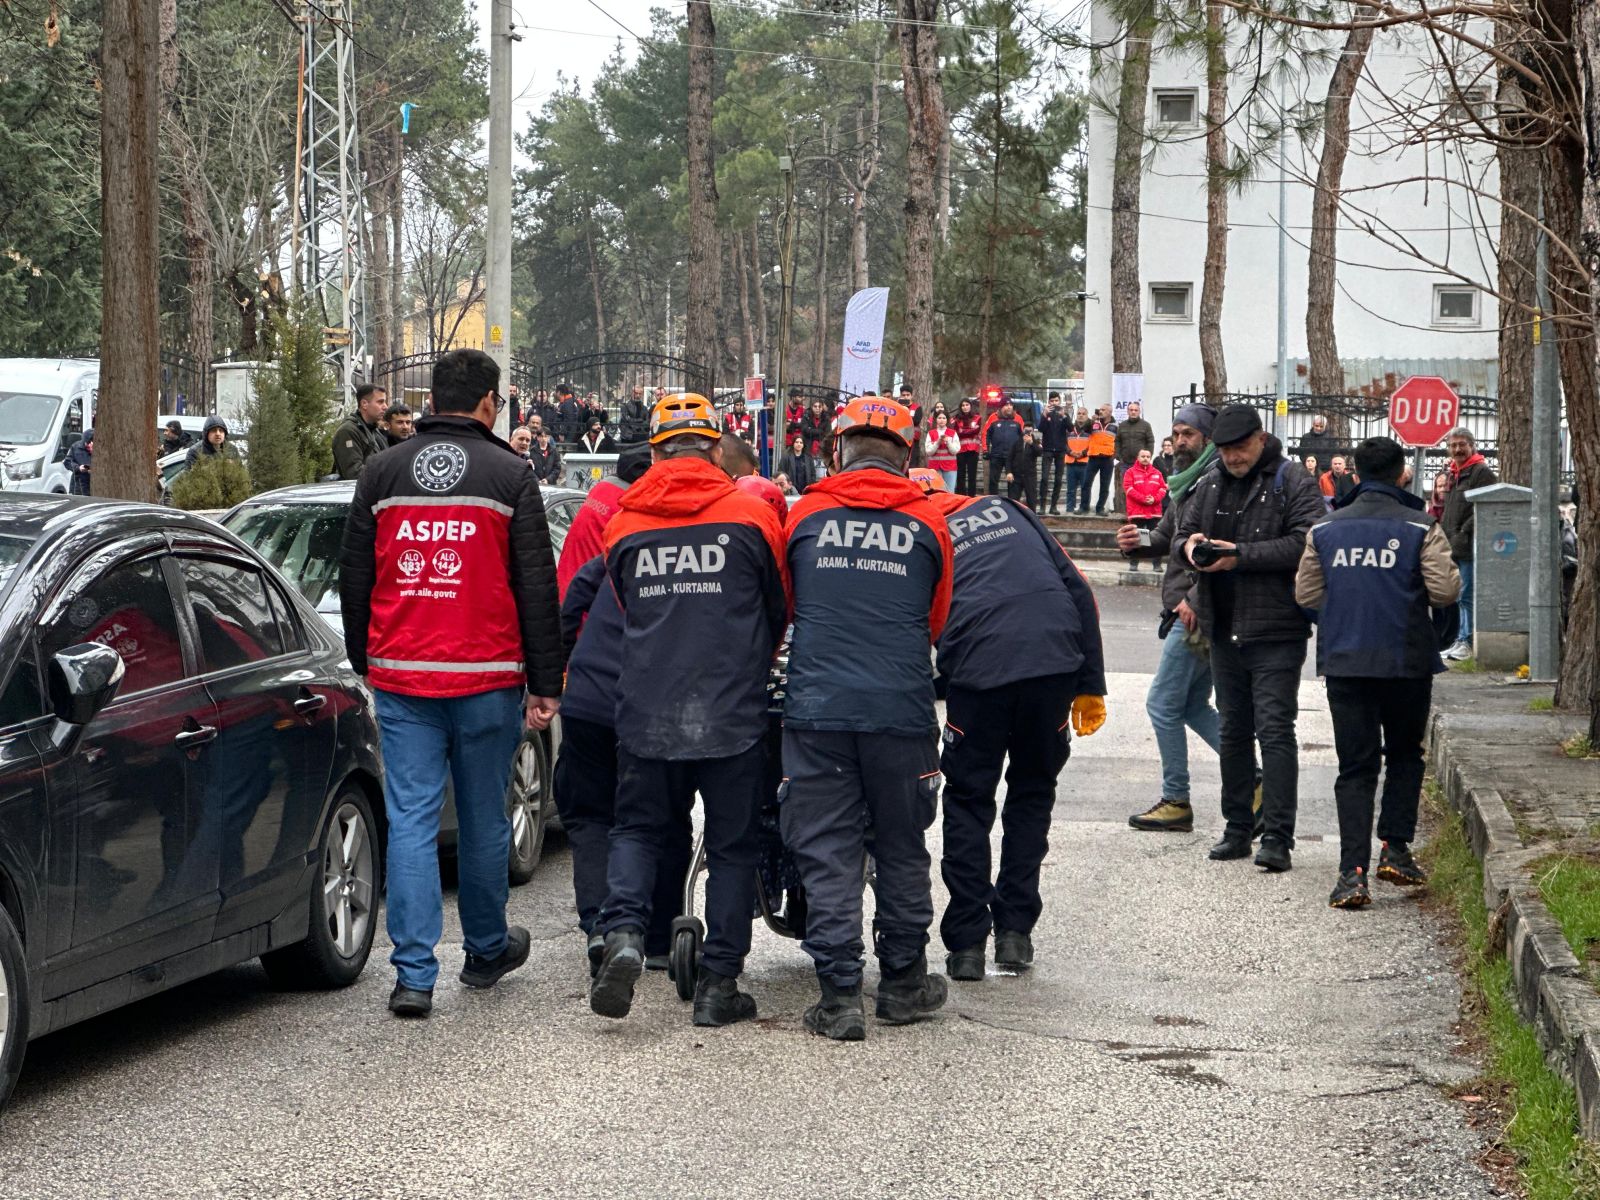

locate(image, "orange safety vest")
(1087, 427), (1116, 457)
(1065, 433), (1090, 464)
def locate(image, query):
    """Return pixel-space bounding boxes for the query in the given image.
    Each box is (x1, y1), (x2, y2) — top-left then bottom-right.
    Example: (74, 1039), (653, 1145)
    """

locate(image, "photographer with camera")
(1173, 405), (1327, 872)
(1117, 404), (1234, 834)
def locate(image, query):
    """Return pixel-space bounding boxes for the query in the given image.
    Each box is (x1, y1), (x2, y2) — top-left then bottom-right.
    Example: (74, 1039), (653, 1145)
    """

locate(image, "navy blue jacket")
(932, 493), (1106, 695)
(560, 556), (624, 727)
(1038, 411), (1071, 454)
(784, 463), (953, 737)
(606, 457), (788, 760)
(1294, 482), (1462, 679)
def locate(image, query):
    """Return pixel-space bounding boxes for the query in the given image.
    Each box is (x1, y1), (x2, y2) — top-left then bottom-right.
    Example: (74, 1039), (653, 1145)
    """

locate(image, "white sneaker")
(1443, 640), (1471, 661)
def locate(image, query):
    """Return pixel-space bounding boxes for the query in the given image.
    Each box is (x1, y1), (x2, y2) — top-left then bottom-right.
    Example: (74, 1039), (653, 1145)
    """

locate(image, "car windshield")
(0, 533), (32, 598)
(224, 502), (348, 613)
(0, 392), (63, 445)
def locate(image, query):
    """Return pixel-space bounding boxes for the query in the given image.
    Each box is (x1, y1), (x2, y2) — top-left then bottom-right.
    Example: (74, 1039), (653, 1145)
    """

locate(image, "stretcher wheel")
(669, 916), (703, 1003)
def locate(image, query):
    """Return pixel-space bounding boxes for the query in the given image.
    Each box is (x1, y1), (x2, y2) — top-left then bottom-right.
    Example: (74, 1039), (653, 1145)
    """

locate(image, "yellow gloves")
(1071, 694), (1107, 738)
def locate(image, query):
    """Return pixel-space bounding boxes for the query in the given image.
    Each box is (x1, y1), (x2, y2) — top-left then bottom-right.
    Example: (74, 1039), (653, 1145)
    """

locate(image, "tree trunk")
(749, 225), (769, 367)
(1305, 19), (1373, 399)
(685, 0), (720, 393)
(1198, 0), (1231, 396)
(99, 0), (161, 502)
(734, 230), (754, 375)
(584, 211), (609, 399)
(1494, 19), (1538, 488)
(1110, 10), (1155, 374)
(1546, 110), (1599, 728)
(814, 142), (833, 383)
(937, 114), (952, 244)
(897, 0), (946, 406)
(976, 52), (1003, 381)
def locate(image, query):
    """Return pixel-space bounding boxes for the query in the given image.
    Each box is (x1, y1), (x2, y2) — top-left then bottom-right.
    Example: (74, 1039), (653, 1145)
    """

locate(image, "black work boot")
(460, 925), (532, 988)
(588, 928), (644, 1019)
(875, 954), (948, 1025)
(946, 943), (986, 982)
(1376, 841), (1427, 887)
(993, 929), (1034, 970)
(804, 979), (866, 1041)
(388, 983), (433, 1018)
(692, 968), (758, 1027)
(586, 931), (604, 980)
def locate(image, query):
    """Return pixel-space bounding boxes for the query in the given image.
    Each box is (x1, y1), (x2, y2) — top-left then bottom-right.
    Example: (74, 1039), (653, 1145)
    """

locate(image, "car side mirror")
(48, 642), (125, 730)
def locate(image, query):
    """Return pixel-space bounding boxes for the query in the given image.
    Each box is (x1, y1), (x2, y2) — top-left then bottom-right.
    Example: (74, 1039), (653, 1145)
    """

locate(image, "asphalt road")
(1, 586), (1502, 1199)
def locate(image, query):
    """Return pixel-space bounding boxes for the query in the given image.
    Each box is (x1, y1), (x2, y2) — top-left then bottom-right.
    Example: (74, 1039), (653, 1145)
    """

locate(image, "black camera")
(1157, 609), (1179, 640)
(1190, 540), (1239, 569)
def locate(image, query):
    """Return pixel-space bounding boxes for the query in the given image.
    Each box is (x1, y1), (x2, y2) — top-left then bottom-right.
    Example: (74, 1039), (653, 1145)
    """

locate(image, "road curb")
(1074, 565), (1162, 589)
(1427, 710), (1600, 1140)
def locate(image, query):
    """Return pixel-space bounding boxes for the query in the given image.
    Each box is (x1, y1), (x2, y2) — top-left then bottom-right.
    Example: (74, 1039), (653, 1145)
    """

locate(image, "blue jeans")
(374, 686), (524, 990)
(939, 469), (958, 492)
(1145, 631), (1222, 803)
(1457, 560), (1475, 640)
(1065, 461), (1088, 510)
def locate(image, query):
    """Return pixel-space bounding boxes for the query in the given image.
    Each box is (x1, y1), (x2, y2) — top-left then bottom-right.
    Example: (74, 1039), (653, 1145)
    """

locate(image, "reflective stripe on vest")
(371, 494), (515, 517)
(368, 657), (524, 673)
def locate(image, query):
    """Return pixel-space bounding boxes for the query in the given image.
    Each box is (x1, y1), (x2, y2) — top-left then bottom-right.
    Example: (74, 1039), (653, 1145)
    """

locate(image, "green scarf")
(1165, 442), (1217, 505)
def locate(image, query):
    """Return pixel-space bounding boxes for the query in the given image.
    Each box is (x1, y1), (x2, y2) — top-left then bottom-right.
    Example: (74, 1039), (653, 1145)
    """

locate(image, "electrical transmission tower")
(283, 0), (368, 402)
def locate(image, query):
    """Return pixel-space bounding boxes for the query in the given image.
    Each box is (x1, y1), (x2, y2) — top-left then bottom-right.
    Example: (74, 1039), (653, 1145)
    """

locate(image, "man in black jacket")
(339, 348), (563, 1018)
(1295, 437), (1461, 908)
(1006, 426), (1042, 510)
(1173, 404), (1327, 872)
(1438, 427), (1497, 660)
(332, 383), (391, 479)
(1038, 393), (1071, 514)
(618, 386), (650, 443)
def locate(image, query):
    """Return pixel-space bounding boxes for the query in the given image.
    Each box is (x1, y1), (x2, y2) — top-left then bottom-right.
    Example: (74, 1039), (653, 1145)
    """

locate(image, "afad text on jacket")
(339, 414), (565, 700)
(604, 456), (789, 761)
(928, 492), (1106, 696)
(784, 463), (954, 737)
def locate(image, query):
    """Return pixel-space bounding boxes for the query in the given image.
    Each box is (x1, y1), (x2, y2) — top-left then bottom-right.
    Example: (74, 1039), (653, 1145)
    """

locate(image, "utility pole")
(485, 0), (514, 436)
(1529, 197), (1561, 682)
(776, 151), (797, 406)
(1273, 75), (1287, 439)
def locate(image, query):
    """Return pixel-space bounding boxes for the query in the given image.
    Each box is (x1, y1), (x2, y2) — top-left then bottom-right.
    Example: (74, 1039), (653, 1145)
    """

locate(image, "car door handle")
(294, 692), (328, 715)
(173, 725), (218, 749)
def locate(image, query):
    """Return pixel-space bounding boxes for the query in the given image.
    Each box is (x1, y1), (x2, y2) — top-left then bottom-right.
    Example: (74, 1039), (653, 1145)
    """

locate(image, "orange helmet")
(908, 467), (948, 495)
(834, 396), (916, 448)
(734, 474), (789, 522)
(649, 392), (720, 444)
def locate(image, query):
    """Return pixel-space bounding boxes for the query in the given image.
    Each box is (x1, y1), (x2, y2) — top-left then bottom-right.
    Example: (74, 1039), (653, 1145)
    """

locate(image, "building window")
(1443, 85), (1490, 123)
(1432, 284), (1480, 326)
(1152, 89), (1198, 126)
(1148, 282), (1193, 323)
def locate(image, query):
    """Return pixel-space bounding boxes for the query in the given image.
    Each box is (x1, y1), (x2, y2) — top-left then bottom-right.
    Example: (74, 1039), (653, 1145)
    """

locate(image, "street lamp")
(777, 152), (797, 406)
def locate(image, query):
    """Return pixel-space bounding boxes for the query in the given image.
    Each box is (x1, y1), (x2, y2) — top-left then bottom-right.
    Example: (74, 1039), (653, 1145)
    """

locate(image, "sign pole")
(1411, 446), (1426, 498)
(1529, 196), (1561, 683)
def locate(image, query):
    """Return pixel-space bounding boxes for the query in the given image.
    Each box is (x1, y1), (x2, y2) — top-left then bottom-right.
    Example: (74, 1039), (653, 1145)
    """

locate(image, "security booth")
(1466, 482), (1531, 670)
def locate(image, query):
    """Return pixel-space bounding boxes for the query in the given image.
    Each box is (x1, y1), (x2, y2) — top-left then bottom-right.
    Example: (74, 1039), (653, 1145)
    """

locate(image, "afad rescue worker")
(783, 398), (954, 1041)
(917, 472), (1107, 979)
(555, 446), (691, 976)
(1293, 437), (1461, 909)
(589, 394), (789, 1028)
(339, 348), (563, 1017)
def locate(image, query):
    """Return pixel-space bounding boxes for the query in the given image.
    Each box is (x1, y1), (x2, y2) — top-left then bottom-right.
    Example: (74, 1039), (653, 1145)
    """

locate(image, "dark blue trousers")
(939, 674), (1074, 953)
(599, 741), (764, 978)
(552, 715), (689, 955)
(779, 729), (940, 989)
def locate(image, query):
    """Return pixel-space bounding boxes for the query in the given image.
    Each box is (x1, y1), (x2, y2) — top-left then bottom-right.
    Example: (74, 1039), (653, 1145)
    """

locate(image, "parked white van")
(0, 359), (98, 494)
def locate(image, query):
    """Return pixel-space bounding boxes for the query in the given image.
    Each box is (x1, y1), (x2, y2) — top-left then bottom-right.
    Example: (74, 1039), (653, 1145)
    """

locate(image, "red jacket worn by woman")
(1121, 462), (1168, 520)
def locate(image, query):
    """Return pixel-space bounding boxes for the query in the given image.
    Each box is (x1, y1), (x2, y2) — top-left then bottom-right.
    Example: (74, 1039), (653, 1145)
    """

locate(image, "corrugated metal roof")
(1284, 357), (1498, 400)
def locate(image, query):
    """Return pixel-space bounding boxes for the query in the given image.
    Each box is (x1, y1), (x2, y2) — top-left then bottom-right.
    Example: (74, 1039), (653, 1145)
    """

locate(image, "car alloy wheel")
(323, 800), (376, 960)
(0, 905), (29, 1111)
(507, 733), (548, 885)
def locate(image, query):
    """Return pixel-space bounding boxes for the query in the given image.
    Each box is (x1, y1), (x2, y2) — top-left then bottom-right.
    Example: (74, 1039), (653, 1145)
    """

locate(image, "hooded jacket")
(1295, 482), (1461, 678)
(184, 415), (239, 468)
(338, 413), (564, 699)
(1171, 435), (1328, 645)
(66, 430), (93, 495)
(1122, 461), (1168, 519)
(929, 492), (1105, 695)
(784, 462), (954, 736)
(604, 455), (788, 760)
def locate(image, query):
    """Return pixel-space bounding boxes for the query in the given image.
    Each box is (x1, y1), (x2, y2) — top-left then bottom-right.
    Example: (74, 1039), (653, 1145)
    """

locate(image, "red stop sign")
(1388, 375), (1461, 447)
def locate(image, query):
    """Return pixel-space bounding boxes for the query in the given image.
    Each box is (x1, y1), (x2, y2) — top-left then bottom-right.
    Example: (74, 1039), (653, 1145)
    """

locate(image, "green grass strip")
(1422, 790), (1600, 1198)
(1535, 855), (1600, 983)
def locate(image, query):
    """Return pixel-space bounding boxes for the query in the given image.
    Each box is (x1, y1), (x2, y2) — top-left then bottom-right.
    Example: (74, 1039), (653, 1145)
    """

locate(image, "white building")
(1083, 10), (1501, 432)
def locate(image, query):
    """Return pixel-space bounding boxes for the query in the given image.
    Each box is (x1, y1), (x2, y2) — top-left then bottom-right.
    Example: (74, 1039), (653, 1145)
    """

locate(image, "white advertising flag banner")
(1111, 373), (1144, 422)
(838, 286), (891, 397)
